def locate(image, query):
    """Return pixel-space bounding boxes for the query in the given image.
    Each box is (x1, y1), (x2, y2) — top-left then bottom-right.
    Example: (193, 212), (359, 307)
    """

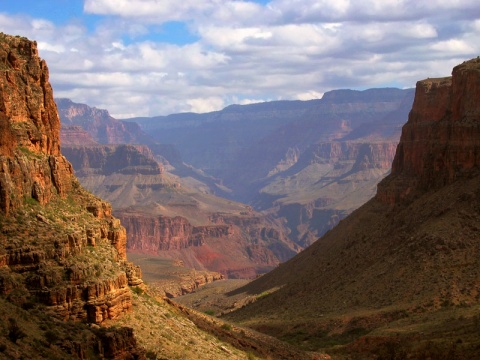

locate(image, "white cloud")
(1, 1), (479, 117)
(187, 97), (225, 113)
(296, 91), (323, 101)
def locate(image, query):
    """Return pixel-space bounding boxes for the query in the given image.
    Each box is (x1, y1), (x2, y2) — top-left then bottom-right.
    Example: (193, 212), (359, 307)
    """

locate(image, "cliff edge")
(378, 58), (480, 203)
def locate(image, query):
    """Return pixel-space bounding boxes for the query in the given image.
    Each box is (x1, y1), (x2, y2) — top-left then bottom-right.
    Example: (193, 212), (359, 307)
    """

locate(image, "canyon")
(125, 87), (415, 246)
(58, 86), (414, 275)
(1, 32), (305, 360)
(218, 57), (480, 358)
(3, 29), (479, 359)
(0, 32), (144, 358)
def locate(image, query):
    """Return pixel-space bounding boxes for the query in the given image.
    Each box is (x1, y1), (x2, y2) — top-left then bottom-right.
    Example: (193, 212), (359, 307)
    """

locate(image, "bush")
(8, 318), (26, 344)
(221, 323), (232, 331)
(44, 330), (59, 345)
(131, 286), (144, 295)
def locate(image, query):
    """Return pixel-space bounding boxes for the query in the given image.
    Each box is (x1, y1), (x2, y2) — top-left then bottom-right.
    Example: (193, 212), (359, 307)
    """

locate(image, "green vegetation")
(221, 323), (232, 331)
(255, 291), (271, 300)
(131, 286), (144, 295)
(23, 196), (39, 206)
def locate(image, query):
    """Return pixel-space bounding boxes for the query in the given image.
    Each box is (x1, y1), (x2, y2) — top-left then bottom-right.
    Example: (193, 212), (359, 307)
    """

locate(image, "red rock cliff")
(118, 210), (296, 278)
(0, 33), (142, 325)
(378, 58), (480, 204)
(0, 33), (74, 214)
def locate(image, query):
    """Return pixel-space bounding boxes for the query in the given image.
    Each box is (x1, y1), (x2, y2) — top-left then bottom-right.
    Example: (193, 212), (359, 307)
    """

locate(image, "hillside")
(219, 58), (480, 358)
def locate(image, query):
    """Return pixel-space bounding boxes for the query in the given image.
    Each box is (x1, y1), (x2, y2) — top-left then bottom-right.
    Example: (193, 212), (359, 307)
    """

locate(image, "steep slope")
(57, 98), (154, 145)
(222, 58), (480, 357)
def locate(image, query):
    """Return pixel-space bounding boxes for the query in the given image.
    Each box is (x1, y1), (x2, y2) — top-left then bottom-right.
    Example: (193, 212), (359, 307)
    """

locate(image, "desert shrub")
(221, 323), (232, 331)
(204, 310), (215, 316)
(145, 350), (157, 359)
(7, 318), (26, 344)
(131, 286), (144, 295)
(44, 330), (60, 345)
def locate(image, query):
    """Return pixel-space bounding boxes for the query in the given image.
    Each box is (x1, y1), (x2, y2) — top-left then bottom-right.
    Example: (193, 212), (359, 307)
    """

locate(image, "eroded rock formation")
(118, 210), (294, 278)
(378, 58), (480, 204)
(61, 125), (98, 145)
(224, 59), (480, 354)
(57, 98), (152, 145)
(0, 33), (142, 326)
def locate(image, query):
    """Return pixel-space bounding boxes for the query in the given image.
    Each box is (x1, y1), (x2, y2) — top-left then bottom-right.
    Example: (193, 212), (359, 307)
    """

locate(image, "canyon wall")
(378, 58), (480, 204)
(57, 98), (153, 145)
(117, 210), (295, 278)
(0, 33), (142, 326)
(61, 132), (298, 278)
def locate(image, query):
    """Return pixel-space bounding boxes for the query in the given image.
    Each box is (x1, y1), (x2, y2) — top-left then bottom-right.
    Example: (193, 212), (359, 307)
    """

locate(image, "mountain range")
(56, 85), (414, 277)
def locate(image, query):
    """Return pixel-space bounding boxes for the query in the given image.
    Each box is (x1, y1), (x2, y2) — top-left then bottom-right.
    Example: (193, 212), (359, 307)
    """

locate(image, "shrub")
(131, 286), (144, 295)
(221, 323), (232, 331)
(44, 330), (59, 345)
(8, 318), (26, 344)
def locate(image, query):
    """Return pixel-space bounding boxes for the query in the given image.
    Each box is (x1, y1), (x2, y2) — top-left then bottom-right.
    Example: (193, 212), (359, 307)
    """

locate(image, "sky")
(1, 0), (479, 118)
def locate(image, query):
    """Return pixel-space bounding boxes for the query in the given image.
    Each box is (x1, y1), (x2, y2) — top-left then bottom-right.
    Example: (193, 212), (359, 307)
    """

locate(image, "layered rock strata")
(0, 33), (142, 325)
(118, 210), (292, 278)
(378, 59), (480, 204)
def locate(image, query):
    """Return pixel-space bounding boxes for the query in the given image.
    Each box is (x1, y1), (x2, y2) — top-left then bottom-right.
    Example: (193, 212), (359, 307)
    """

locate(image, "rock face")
(62, 144), (164, 177)
(61, 125), (98, 145)
(266, 140), (399, 246)
(225, 58), (480, 350)
(57, 98), (153, 145)
(0, 33), (142, 327)
(378, 59), (480, 204)
(117, 210), (295, 278)
(0, 34), (71, 214)
(60, 129), (298, 278)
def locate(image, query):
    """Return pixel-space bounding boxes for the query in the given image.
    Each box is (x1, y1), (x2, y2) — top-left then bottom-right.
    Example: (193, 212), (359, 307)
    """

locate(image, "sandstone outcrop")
(378, 58), (480, 204)
(0, 33), (142, 326)
(62, 144), (164, 176)
(61, 125), (98, 145)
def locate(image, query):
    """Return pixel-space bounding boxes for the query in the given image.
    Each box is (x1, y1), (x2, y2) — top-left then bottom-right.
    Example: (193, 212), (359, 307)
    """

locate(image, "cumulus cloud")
(1, 0), (479, 117)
